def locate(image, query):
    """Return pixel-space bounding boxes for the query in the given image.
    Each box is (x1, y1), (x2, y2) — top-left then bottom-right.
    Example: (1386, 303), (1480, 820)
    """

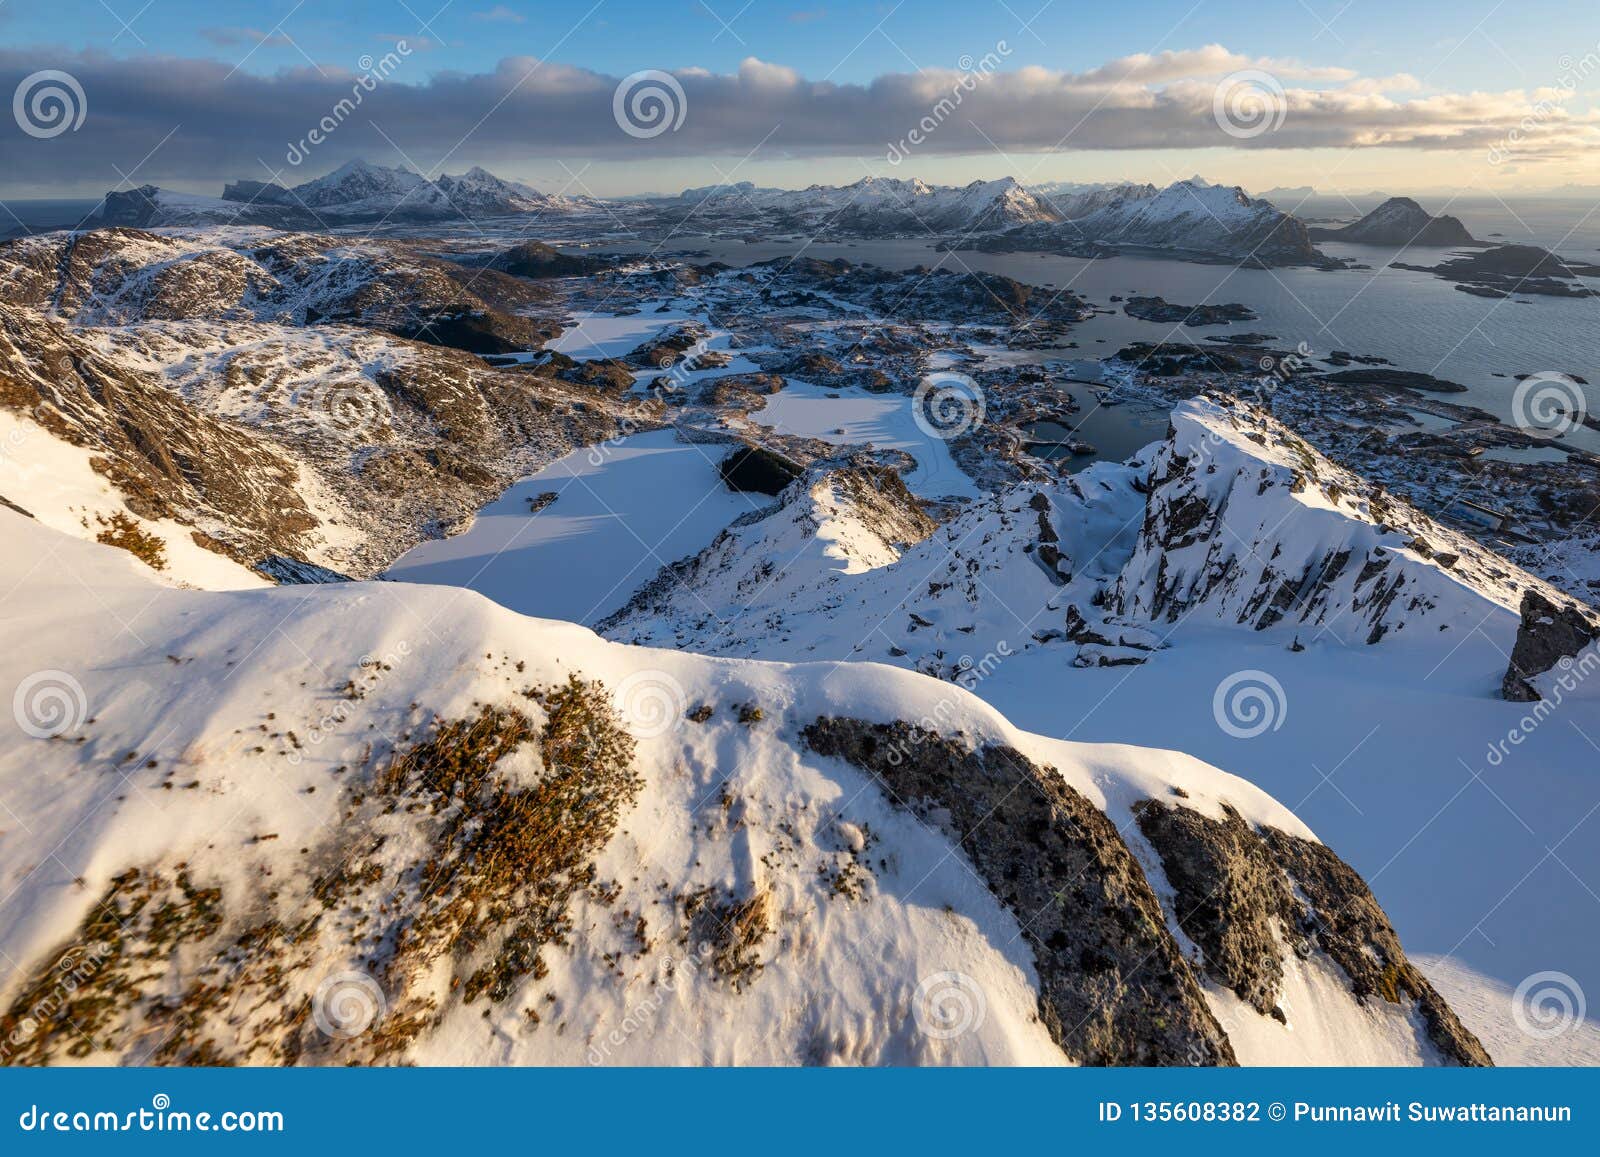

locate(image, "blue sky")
(3, 0), (1598, 196)
(4, 0), (1592, 90)
(5, 0), (1592, 91)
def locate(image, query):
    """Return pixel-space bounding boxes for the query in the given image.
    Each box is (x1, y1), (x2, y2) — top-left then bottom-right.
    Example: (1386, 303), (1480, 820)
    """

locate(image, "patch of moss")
(95, 512), (167, 571)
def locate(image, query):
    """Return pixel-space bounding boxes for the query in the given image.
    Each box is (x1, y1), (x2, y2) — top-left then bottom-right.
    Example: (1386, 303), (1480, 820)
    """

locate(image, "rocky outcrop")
(1502, 588), (1600, 701)
(1308, 197), (1478, 246)
(0, 304), (321, 566)
(1135, 800), (1491, 1066)
(718, 444), (804, 495)
(485, 240), (606, 279)
(803, 717), (1237, 1065)
(1392, 244), (1600, 299)
(1109, 395), (1534, 644)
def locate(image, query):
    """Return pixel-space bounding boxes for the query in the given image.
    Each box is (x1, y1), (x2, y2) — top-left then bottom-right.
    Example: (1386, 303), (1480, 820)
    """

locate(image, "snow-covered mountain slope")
(601, 453), (1139, 673)
(1034, 181), (1160, 219)
(666, 176), (1061, 234)
(0, 508), (1486, 1066)
(97, 186), (321, 230)
(607, 394), (1561, 667)
(600, 394), (1600, 1062)
(96, 161), (580, 228)
(982, 180), (1334, 267)
(0, 227), (561, 347)
(0, 230), (649, 577)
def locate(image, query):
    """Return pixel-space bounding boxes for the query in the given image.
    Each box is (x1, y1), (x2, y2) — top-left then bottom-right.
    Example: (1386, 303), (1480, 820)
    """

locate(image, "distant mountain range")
(96, 160), (586, 228)
(83, 161), (1487, 270)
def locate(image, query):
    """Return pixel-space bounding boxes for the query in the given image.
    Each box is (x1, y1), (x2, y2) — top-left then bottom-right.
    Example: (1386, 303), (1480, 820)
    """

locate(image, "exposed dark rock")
(1502, 588), (1600, 701)
(1320, 368), (1467, 394)
(222, 179), (292, 206)
(1133, 801), (1292, 1017)
(1392, 244), (1600, 299)
(718, 444), (804, 495)
(1135, 798), (1491, 1066)
(486, 240), (606, 279)
(253, 556), (354, 584)
(1258, 827), (1492, 1066)
(802, 717), (1236, 1066)
(1123, 296), (1258, 327)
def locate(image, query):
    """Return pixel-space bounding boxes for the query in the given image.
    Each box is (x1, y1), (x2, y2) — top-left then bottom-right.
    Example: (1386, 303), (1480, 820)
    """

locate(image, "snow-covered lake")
(384, 430), (768, 624)
(750, 379), (982, 500)
(545, 303), (691, 360)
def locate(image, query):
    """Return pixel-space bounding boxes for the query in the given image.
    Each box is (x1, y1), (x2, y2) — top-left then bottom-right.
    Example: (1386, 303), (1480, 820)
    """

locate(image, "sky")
(1, 0), (1598, 198)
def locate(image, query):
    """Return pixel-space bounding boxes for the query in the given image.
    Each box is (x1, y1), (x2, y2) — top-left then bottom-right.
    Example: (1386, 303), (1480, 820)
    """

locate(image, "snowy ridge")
(95, 161), (580, 228)
(980, 179), (1331, 266)
(0, 509), (1484, 1066)
(669, 175), (1061, 232)
(602, 452), (1152, 675)
(1110, 396), (1540, 645)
